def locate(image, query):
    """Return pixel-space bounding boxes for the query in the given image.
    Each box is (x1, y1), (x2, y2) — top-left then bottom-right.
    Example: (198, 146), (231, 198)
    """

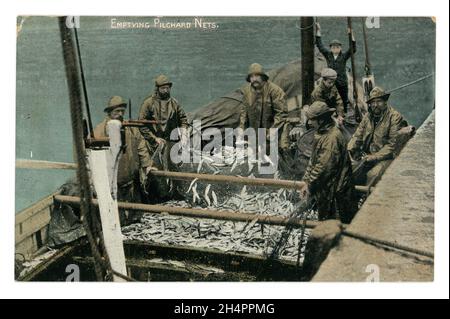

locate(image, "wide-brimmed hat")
(246, 63), (269, 82)
(367, 86), (391, 103)
(104, 95), (127, 112)
(305, 101), (335, 120)
(155, 74), (173, 87)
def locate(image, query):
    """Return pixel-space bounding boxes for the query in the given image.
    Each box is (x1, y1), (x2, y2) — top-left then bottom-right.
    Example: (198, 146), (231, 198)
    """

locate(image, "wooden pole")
(347, 17), (361, 122)
(58, 16), (104, 281)
(54, 194), (320, 229)
(301, 17), (315, 106)
(15, 161), (372, 194)
(87, 124), (127, 281)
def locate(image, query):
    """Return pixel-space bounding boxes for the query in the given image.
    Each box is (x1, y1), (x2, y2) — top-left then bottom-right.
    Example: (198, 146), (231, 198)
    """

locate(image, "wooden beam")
(54, 194), (320, 229)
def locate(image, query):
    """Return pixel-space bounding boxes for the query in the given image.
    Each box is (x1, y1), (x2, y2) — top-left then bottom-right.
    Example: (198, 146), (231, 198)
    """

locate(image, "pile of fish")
(123, 145), (318, 264)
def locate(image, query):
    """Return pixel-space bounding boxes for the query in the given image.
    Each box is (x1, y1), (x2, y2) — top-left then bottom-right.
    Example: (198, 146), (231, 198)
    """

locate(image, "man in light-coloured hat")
(298, 101), (356, 223)
(138, 74), (188, 148)
(311, 68), (345, 125)
(315, 22), (356, 113)
(138, 75), (188, 200)
(94, 96), (154, 223)
(239, 63), (289, 150)
(348, 86), (409, 186)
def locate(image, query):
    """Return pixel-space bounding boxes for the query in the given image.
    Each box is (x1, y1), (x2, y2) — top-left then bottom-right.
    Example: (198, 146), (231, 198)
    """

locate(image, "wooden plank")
(16, 159), (77, 170)
(88, 146), (127, 282)
(15, 191), (58, 225)
(15, 208), (51, 245)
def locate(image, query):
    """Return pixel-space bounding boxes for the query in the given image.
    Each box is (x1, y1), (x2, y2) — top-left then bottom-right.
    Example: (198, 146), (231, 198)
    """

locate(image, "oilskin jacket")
(316, 36), (356, 86)
(347, 105), (406, 161)
(303, 123), (353, 205)
(93, 118), (153, 186)
(138, 93), (189, 146)
(239, 81), (289, 148)
(311, 79), (345, 117)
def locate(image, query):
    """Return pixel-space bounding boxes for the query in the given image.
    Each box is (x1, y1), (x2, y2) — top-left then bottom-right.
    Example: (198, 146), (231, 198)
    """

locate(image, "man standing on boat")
(239, 63), (289, 151)
(94, 96), (154, 223)
(138, 74), (189, 149)
(347, 87), (410, 187)
(315, 22), (356, 114)
(298, 101), (357, 223)
(138, 74), (189, 200)
(311, 68), (345, 125)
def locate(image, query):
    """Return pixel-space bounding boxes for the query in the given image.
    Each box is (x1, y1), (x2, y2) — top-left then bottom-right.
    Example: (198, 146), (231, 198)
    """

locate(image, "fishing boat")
(15, 17), (422, 282)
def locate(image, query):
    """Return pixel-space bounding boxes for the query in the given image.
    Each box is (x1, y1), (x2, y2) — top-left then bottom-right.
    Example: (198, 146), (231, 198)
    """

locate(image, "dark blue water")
(15, 16), (435, 212)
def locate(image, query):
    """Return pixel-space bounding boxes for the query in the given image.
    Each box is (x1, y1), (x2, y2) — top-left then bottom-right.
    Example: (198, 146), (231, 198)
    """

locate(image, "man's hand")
(363, 154), (379, 163)
(337, 115), (345, 126)
(155, 137), (166, 145)
(297, 181), (310, 199)
(145, 165), (157, 175)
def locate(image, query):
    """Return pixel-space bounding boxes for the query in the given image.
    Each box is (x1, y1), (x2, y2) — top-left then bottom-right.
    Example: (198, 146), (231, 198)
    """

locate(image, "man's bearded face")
(158, 85), (171, 100)
(250, 74), (264, 89)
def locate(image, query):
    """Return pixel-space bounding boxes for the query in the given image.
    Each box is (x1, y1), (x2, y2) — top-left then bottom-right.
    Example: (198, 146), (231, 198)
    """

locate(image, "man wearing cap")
(311, 68), (345, 125)
(138, 75), (188, 200)
(138, 74), (188, 148)
(298, 101), (356, 223)
(315, 22), (356, 114)
(94, 96), (154, 223)
(348, 87), (408, 186)
(239, 63), (288, 150)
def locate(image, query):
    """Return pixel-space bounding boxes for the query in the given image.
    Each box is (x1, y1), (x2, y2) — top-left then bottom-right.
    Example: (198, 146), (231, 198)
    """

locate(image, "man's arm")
(315, 36), (330, 56)
(347, 114), (368, 155)
(271, 88), (288, 129)
(138, 98), (158, 143)
(334, 87), (345, 118)
(343, 32), (357, 60)
(136, 132), (154, 169)
(315, 22), (330, 56)
(175, 101), (189, 129)
(370, 112), (404, 161)
(303, 137), (339, 192)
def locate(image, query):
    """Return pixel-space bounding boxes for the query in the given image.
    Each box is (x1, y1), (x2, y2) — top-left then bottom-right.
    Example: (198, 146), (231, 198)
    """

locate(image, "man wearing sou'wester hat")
(348, 86), (409, 186)
(298, 101), (357, 223)
(239, 63), (289, 150)
(93, 95), (154, 224)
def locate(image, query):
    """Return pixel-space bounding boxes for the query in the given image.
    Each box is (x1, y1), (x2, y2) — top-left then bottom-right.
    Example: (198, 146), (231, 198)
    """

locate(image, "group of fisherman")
(95, 23), (411, 225)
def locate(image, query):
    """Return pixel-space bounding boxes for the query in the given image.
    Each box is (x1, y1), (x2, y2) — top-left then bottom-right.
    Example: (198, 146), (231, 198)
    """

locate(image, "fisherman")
(94, 96), (154, 223)
(239, 63), (289, 151)
(315, 22), (356, 113)
(347, 87), (411, 186)
(311, 68), (345, 125)
(138, 74), (189, 200)
(298, 101), (357, 223)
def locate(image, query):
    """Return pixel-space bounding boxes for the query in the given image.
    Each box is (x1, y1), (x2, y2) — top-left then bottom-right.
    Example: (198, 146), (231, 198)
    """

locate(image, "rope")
(296, 212), (308, 268)
(296, 22), (315, 30)
(111, 270), (137, 282)
(387, 73), (434, 94)
(342, 229), (434, 260)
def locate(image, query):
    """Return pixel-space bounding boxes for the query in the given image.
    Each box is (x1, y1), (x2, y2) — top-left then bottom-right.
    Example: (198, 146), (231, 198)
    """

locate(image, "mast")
(347, 17), (361, 123)
(300, 17), (315, 106)
(361, 17), (375, 103)
(58, 16), (106, 281)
